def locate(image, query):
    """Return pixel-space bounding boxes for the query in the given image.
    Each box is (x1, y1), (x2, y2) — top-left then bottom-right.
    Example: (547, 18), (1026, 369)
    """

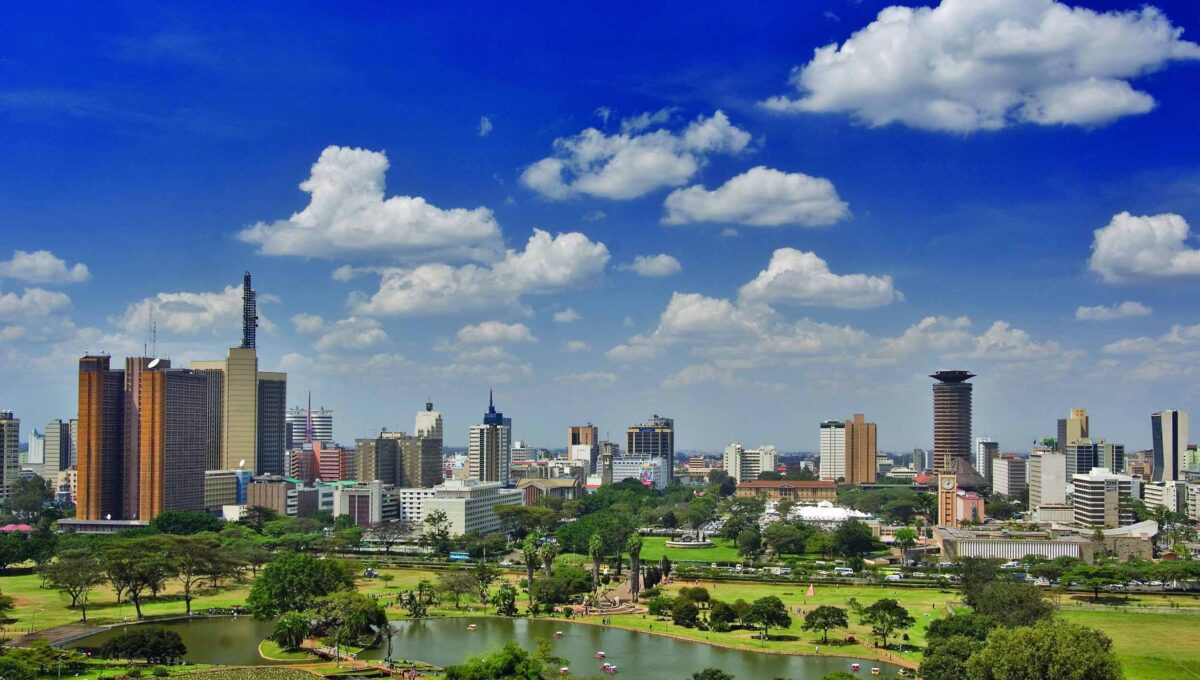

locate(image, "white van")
(834, 567), (854, 576)
(885, 574), (902, 582)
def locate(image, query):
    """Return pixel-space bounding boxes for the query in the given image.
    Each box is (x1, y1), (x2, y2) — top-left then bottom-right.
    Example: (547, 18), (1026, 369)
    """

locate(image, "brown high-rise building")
(844, 413), (877, 485)
(398, 434), (443, 488)
(137, 367), (208, 520)
(932, 370), (975, 473)
(568, 424), (598, 452)
(124, 356), (168, 519)
(78, 355), (125, 520)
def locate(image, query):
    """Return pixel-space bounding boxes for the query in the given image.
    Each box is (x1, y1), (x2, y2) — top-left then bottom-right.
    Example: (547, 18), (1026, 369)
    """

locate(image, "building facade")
(1073, 468), (1134, 528)
(1152, 409), (1189, 482)
(975, 438), (999, 484)
(77, 355), (125, 520)
(734, 480), (838, 503)
(992, 456), (1027, 497)
(0, 411), (18, 500)
(286, 405), (334, 446)
(414, 401), (443, 440)
(626, 415), (674, 481)
(137, 367), (208, 519)
(468, 393), (511, 485)
(723, 443), (778, 483)
(845, 413), (877, 485)
(256, 373), (287, 475)
(421, 478), (523, 535)
(1057, 408), (1090, 453)
(44, 419), (70, 473)
(1028, 450), (1067, 511)
(819, 420), (846, 481)
(931, 370), (974, 472)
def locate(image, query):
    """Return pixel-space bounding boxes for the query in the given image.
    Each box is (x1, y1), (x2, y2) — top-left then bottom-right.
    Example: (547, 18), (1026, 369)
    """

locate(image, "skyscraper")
(257, 373), (287, 474)
(138, 367), (208, 519)
(285, 405), (333, 446)
(78, 355), (125, 520)
(931, 370), (974, 472)
(26, 428), (44, 465)
(123, 356), (164, 518)
(1057, 408), (1089, 453)
(44, 419), (71, 473)
(912, 448), (927, 472)
(469, 391), (512, 485)
(569, 424), (598, 452)
(415, 401), (443, 440)
(1028, 449), (1067, 511)
(1151, 409), (1189, 482)
(819, 420), (846, 481)
(626, 415), (674, 482)
(844, 413), (877, 485)
(0, 411), (18, 500)
(975, 438), (999, 485)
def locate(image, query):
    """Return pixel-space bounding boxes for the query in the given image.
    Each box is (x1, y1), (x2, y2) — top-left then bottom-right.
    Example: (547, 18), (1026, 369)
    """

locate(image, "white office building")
(1143, 480), (1187, 514)
(570, 443), (598, 473)
(1073, 468), (1134, 528)
(26, 429), (44, 465)
(421, 478), (523, 535)
(993, 456), (1027, 497)
(415, 401), (443, 441)
(819, 420), (846, 482)
(611, 456), (667, 490)
(396, 487), (438, 524)
(975, 438), (999, 482)
(286, 406), (334, 445)
(723, 443), (778, 483)
(1029, 450), (1067, 512)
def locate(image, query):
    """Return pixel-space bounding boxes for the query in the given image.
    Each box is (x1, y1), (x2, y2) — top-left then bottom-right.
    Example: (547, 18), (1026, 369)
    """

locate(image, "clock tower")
(937, 474), (957, 527)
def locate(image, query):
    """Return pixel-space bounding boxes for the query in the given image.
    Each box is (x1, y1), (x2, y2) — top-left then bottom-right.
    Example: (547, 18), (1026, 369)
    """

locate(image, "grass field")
(1061, 609), (1200, 680)
(637, 536), (742, 563)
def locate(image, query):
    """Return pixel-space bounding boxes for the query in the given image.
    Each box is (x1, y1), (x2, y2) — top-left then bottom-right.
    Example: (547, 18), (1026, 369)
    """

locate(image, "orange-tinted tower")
(77, 356), (125, 520)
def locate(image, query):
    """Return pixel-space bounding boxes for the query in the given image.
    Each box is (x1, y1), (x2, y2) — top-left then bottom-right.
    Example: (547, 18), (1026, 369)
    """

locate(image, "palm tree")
(588, 533), (604, 602)
(894, 527), (917, 566)
(539, 541), (559, 576)
(522, 533), (541, 606)
(271, 611), (312, 650)
(626, 533), (644, 602)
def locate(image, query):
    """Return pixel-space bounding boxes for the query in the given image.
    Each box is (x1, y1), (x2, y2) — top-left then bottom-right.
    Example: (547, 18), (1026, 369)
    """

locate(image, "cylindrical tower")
(931, 370), (974, 472)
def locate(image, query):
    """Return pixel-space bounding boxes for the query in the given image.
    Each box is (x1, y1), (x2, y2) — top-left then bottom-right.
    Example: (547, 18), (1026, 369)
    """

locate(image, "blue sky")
(2, 0), (1198, 452)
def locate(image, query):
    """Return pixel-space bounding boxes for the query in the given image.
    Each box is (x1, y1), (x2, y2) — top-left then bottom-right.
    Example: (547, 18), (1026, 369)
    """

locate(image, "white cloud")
(721, 228), (739, 238)
(291, 313), (326, 334)
(1075, 301), (1152, 321)
(620, 107), (676, 133)
(0, 287), (71, 320)
(478, 116), (493, 137)
(520, 111), (751, 200)
(622, 316), (635, 327)
(563, 340), (590, 352)
(663, 166), (849, 227)
(553, 371), (617, 385)
(554, 307), (581, 323)
(313, 316), (388, 352)
(971, 321), (1065, 362)
(0, 250), (90, 284)
(662, 363), (739, 390)
(237, 145), (503, 262)
(1102, 336), (1156, 354)
(622, 254), (682, 278)
(351, 229), (610, 316)
(1088, 212), (1200, 283)
(738, 248), (902, 308)
(761, 0), (1200, 132)
(1099, 322), (1200, 381)
(113, 284), (274, 335)
(456, 321), (537, 344)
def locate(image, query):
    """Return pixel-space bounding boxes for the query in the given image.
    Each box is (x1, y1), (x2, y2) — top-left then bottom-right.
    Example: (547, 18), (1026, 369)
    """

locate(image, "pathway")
(6, 622), (102, 647)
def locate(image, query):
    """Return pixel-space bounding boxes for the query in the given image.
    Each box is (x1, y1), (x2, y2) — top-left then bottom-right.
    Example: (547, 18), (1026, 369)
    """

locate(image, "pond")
(73, 616), (906, 679)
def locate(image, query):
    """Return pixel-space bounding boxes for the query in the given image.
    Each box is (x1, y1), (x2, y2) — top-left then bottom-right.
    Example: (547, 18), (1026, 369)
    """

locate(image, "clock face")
(941, 479), (955, 490)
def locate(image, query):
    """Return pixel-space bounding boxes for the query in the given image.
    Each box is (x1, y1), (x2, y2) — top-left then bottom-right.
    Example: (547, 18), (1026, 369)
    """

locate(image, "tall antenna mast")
(151, 307), (157, 357)
(306, 390), (313, 444)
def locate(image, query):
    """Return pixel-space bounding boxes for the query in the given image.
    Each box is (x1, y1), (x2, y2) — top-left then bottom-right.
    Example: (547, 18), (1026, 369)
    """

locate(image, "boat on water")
(554, 631), (564, 638)
(594, 652), (606, 659)
(871, 668), (881, 676)
(559, 667), (570, 675)
(600, 662), (619, 674)
(466, 624), (477, 631)
(851, 663), (860, 671)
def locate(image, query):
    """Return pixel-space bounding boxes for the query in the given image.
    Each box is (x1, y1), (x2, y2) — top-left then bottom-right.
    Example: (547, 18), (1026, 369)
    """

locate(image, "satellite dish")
(238, 459), (246, 469)
(148, 358), (162, 369)
(105, 514), (111, 520)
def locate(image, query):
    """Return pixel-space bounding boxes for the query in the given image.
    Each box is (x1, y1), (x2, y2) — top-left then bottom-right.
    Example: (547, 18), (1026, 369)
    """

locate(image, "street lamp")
(30, 608), (45, 634)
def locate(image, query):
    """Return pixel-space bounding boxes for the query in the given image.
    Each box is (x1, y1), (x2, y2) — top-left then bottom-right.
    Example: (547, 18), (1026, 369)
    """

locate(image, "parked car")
(885, 574), (903, 582)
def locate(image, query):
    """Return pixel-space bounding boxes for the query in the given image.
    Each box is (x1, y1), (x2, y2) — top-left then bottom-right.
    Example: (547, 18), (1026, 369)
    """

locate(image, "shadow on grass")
(1067, 595), (1133, 606)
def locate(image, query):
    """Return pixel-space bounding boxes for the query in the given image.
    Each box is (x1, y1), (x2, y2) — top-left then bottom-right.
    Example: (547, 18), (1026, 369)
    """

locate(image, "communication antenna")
(151, 307), (158, 358)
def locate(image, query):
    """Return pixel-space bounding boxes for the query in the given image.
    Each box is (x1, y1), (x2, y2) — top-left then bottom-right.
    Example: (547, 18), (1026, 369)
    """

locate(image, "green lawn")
(636, 536), (743, 564)
(1061, 609), (1200, 680)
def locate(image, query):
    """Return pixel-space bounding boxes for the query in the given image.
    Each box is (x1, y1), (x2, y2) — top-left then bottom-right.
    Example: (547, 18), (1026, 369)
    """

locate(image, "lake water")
(73, 616), (905, 679)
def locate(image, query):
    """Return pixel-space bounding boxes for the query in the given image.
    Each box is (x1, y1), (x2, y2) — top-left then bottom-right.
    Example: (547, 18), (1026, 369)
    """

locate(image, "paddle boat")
(558, 667), (570, 675)
(871, 668), (881, 676)
(594, 652), (606, 659)
(554, 631), (564, 638)
(851, 663), (860, 671)
(600, 662), (619, 674)
(466, 624), (477, 631)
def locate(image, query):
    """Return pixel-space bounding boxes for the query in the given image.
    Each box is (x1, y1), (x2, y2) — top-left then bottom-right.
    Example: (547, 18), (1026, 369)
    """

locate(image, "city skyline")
(3, 1), (1200, 452)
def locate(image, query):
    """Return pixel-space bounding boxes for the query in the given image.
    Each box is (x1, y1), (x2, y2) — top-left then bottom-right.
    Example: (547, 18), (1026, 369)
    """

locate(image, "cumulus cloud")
(113, 284), (274, 336)
(520, 111), (751, 200)
(663, 166), (849, 227)
(456, 321), (537, 344)
(237, 145), (503, 262)
(563, 340), (590, 353)
(1089, 212), (1200, 283)
(761, 0), (1200, 132)
(1100, 322), (1200, 381)
(351, 229), (610, 316)
(1075, 301), (1152, 321)
(553, 371), (617, 385)
(622, 254), (682, 278)
(662, 363), (739, 390)
(478, 116), (493, 137)
(0, 250), (90, 284)
(554, 307), (581, 323)
(291, 313), (326, 334)
(971, 321), (1065, 362)
(620, 107), (676, 133)
(738, 248), (902, 308)
(313, 316), (388, 352)
(0, 287), (71, 320)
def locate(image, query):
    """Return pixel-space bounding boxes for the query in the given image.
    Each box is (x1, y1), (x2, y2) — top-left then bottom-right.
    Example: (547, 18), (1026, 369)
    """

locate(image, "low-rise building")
(1143, 480), (1187, 514)
(517, 477), (581, 505)
(611, 456), (667, 490)
(734, 480), (838, 503)
(421, 478), (523, 535)
(1034, 503), (1074, 523)
(204, 470), (239, 510)
(331, 480), (397, 527)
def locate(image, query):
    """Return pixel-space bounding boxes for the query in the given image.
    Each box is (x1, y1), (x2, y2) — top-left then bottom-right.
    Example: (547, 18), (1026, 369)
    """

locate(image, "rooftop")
(737, 480), (837, 489)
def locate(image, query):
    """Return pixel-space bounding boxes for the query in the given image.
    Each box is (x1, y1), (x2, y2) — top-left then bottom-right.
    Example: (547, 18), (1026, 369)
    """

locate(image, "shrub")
(152, 666), (170, 677)
(127, 669), (144, 679)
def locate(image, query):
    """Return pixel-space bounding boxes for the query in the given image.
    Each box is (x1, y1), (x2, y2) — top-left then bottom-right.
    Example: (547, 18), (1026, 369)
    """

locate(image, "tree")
(709, 600), (738, 630)
(720, 498), (764, 541)
(588, 531), (604, 596)
(369, 521), (409, 553)
(803, 605), (848, 644)
(730, 598), (751, 625)
(692, 670), (735, 680)
(860, 598), (914, 648)
(99, 628), (186, 665)
(148, 510), (223, 535)
(420, 509), (454, 556)
(240, 506), (279, 533)
(437, 571), (476, 609)
(832, 520), (877, 558)
(522, 533), (540, 605)
(539, 540), (560, 575)
(966, 619), (1121, 680)
(103, 539), (175, 619)
(648, 595), (673, 617)
(43, 551), (107, 622)
(957, 558), (1002, 608)
(973, 581), (1054, 627)
(737, 527), (762, 561)
(893, 527), (918, 565)
(312, 589), (388, 641)
(1, 475), (52, 520)
(171, 535), (222, 615)
(1063, 563), (1124, 601)
(0, 656), (34, 680)
(271, 611), (312, 650)
(245, 553), (354, 619)
(748, 596), (791, 639)
(762, 521), (814, 556)
(444, 641), (554, 680)
(494, 583), (518, 616)
(672, 599), (699, 627)
(473, 561), (500, 605)
(627, 532), (644, 601)
(659, 555), (672, 579)
(920, 635), (984, 680)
